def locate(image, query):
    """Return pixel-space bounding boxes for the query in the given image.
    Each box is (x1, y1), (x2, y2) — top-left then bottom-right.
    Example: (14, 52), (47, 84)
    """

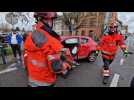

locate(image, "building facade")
(53, 12), (118, 39)
(53, 16), (70, 36)
(75, 12), (105, 38)
(121, 25), (128, 34)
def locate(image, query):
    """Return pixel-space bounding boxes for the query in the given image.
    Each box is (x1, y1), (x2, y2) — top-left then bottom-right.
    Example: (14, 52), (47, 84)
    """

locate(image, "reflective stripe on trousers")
(103, 70), (110, 76)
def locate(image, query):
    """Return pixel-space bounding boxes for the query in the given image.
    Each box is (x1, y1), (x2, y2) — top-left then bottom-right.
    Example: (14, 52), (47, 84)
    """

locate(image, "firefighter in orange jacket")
(96, 22), (128, 84)
(24, 12), (64, 87)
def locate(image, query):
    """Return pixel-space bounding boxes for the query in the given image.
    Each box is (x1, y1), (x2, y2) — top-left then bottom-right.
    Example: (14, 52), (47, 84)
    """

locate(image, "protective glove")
(96, 50), (99, 53)
(123, 49), (129, 58)
(95, 50), (100, 56)
(48, 55), (55, 61)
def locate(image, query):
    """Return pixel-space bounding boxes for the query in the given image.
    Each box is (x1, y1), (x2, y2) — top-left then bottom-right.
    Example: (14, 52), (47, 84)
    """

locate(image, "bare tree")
(62, 12), (86, 35)
(2, 23), (11, 32)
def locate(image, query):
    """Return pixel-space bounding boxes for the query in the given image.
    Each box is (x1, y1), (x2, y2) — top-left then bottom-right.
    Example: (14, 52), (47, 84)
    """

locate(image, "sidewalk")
(0, 55), (19, 71)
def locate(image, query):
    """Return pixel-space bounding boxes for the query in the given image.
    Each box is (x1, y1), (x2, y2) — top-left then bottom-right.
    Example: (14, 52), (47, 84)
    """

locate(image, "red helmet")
(34, 12), (57, 20)
(108, 22), (118, 34)
(109, 22), (118, 28)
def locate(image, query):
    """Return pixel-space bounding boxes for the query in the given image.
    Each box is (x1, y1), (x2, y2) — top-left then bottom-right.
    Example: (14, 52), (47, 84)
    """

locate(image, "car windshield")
(65, 38), (79, 44)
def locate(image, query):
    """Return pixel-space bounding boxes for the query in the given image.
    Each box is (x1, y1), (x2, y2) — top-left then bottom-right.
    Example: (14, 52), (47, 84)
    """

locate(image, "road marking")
(7, 63), (17, 68)
(110, 73), (120, 87)
(0, 67), (18, 74)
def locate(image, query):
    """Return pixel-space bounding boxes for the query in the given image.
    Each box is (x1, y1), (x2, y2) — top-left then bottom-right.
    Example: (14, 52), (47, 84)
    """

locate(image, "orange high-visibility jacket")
(24, 22), (63, 84)
(97, 33), (127, 60)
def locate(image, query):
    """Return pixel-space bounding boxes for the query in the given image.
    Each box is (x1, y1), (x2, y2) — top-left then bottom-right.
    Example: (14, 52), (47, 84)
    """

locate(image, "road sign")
(5, 13), (18, 25)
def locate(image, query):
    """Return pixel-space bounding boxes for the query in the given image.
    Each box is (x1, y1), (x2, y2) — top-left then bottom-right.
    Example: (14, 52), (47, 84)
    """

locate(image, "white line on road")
(110, 73), (120, 87)
(0, 67), (18, 74)
(7, 63), (17, 68)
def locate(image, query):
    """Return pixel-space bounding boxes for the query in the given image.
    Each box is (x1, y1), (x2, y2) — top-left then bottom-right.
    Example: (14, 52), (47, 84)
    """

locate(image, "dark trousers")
(0, 47), (7, 64)
(103, 58), (113, 70)
(10, 44), (21, 58)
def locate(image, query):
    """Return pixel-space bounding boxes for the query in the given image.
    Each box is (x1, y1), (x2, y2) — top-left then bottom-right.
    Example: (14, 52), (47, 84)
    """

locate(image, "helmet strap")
(108, 31), (114, 35)
(42, 19), (53, 29)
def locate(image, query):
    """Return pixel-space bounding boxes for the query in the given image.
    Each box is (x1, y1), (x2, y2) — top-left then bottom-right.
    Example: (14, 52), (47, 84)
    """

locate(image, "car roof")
(61, 35), (97, 46)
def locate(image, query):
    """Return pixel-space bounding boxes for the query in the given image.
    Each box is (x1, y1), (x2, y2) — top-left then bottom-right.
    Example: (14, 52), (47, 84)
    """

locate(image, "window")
(65, 38), (79, 44)
(86, 12), (96, 16)
(76, 31), (79, 35)
(89, 18), (97, 27)
(81, 30), (85, 35)
(89, 21), (96, 27)
(81, 38), (88, 44)
(81, 20), (88, 26)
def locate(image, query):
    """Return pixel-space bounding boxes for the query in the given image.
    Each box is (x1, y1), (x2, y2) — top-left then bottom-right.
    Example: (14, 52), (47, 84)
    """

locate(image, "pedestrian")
(6, 29), (23, 61)
(0, 32), (8, 64)
(24, 12), (64, 87)
(96, 22), (128, 84)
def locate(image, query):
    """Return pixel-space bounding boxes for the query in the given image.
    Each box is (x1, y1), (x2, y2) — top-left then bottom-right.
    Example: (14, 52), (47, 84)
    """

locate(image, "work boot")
(72, 61), (80, 66)
(103, 76), (109, 85)
(102, 68), (110, 85)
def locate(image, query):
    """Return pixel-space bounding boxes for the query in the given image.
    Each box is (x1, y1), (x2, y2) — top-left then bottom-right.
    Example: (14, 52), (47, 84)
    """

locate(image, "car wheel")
(88, 52), (97, 62)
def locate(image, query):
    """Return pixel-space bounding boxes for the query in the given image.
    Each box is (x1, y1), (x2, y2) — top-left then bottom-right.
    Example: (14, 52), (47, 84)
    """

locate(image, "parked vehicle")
(61, 36), (97, 62)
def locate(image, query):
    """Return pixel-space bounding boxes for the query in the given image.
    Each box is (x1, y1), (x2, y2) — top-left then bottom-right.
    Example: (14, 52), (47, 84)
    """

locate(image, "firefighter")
(24, 12), (64, 87)
(96, 22), (128, 84)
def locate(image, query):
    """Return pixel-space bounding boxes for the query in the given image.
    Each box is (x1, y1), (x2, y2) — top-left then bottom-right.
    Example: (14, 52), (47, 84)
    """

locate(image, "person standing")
(24, 12), (64, 87)
(7, 29), (23, 61)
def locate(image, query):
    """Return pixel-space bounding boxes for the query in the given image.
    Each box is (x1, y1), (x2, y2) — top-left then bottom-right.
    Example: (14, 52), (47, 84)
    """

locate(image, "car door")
(62, 37), (79, 55)
(78, 37), (90, 59)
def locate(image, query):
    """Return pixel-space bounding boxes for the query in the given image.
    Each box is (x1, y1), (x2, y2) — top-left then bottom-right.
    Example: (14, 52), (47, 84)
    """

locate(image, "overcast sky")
(25, 12), (134, 33)
(118, 12), (134, 33)
(2, 12), (132, 32)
